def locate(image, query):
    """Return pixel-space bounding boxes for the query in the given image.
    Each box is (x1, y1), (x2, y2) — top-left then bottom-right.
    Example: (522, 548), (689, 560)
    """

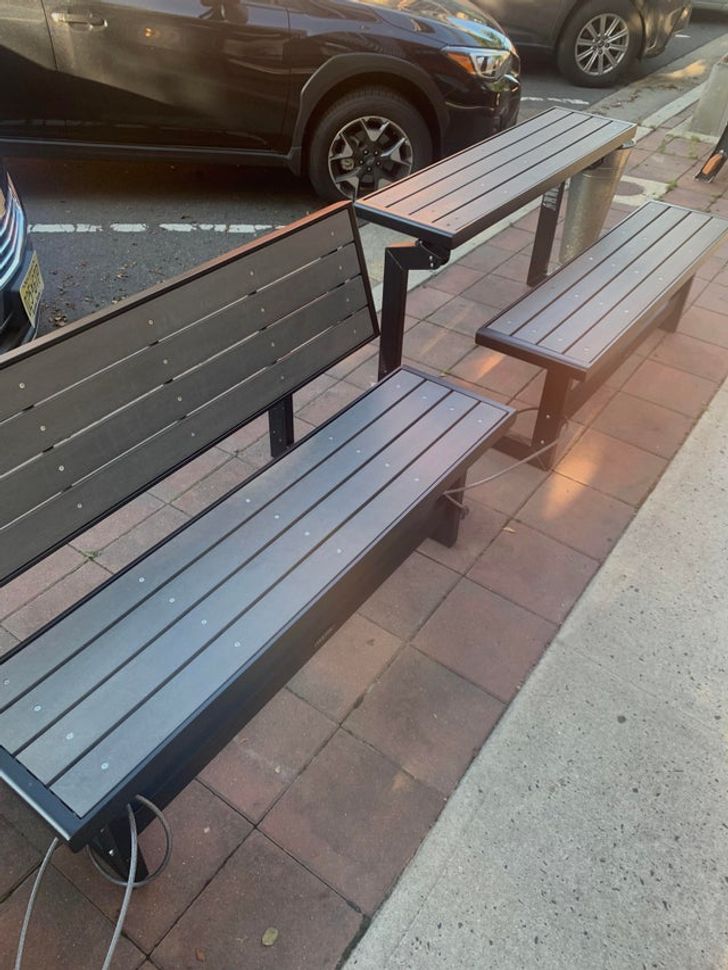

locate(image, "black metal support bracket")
(527, 182), (566, 287)
(90, 811), (150, 882)
(431, 474), (467, 547)
(268, 395), (295, 458)
(379, 239), (450, 379)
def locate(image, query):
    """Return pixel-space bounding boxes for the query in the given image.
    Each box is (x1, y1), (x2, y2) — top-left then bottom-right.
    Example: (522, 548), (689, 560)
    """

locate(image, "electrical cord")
(443, 409), (570, 509)
(14, 795), (171, 970)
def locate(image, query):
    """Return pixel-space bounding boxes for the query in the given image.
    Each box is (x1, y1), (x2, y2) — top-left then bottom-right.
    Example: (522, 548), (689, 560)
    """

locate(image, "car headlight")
(444, 47), (513, 80)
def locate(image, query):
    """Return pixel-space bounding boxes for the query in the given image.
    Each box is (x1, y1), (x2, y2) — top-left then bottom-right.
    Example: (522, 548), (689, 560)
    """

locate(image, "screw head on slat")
(101, 762), (109, 770)
(66, 732), (74, 741)
(33, 705), (41, 712)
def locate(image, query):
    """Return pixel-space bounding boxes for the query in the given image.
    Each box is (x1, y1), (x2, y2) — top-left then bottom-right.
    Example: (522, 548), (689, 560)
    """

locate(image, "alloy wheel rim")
(328, 115), (414, 199)
(574, 13), (630, 77)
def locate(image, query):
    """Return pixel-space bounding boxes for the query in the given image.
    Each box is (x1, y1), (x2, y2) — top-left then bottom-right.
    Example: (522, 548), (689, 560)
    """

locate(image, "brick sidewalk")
(2, 120), (728, 970)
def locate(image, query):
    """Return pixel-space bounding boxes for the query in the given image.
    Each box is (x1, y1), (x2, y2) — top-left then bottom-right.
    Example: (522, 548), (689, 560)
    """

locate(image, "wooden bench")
(355, 107), (636, 378)
(475, 201), (728, 468)
(0, 202), (514, 878)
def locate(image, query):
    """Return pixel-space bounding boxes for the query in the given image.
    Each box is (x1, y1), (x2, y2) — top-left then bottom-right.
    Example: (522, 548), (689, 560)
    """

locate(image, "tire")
(556, 0), (642, 88)
(306, 87), (433, 201)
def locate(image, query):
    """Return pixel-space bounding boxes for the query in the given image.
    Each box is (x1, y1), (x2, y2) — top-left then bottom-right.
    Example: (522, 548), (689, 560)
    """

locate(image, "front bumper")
(643, 3), (692, 58)
(1, 246), (40, 352)
(442, 74), (521, 156)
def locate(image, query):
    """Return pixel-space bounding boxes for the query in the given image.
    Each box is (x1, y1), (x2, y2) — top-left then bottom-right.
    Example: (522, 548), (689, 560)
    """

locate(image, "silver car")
(480, 0), (693, 86)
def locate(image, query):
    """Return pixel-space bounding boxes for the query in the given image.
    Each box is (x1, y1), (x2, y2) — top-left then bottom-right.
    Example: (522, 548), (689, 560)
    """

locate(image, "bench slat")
(5, 381), (446, 763)
(0, 371), (424, 710)
(45, 394), (507, 817)
(0, 207), (355, 423)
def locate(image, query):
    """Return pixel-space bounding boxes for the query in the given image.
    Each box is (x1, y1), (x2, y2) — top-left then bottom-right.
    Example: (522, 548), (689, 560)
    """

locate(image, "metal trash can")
(559, 142), (632, 264)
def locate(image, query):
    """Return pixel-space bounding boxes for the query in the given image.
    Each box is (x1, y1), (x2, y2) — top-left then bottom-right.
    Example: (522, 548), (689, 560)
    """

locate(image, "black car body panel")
(0, 0), (520, 170)
(481, 0), (691, 59)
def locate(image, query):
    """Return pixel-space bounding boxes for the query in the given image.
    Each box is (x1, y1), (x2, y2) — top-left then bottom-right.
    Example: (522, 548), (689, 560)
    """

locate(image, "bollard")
(691, 56), (728, 138)
(559, 142), (632, 264)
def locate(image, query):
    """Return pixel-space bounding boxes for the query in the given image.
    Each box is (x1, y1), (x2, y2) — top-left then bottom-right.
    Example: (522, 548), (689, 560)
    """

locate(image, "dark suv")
(0, 0), (520, 199)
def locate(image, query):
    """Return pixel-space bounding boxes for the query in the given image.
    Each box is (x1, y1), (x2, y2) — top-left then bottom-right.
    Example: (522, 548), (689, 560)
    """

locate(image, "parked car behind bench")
(0, 161), (43, 352)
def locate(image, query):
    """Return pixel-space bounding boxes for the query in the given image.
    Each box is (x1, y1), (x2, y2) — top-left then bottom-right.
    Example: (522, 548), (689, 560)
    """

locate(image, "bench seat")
(0, 367), (513, 849)
(476, 201), (728, 466)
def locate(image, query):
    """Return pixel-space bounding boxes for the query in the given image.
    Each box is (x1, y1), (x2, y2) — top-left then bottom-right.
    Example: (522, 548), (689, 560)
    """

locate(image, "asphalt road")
(7, 8), (726, 334)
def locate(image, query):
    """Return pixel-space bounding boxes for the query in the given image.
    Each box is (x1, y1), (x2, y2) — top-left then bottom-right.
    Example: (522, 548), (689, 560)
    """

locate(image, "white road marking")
(30, 222), (275, 234)
(521, 96), (590, 105)
(676, 33), (690, 38)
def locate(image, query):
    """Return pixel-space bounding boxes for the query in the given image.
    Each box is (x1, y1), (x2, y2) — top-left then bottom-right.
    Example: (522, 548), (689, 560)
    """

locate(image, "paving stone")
(427, 295), (497, 337)
(346, 352), (380, 390)
(0, 545), (85, 621)
(592, 391), (693, 459)
(217, 413), (268, 454)
(468, 521), (598, 624)
(631, 152), (694, 182)
(662, 187), (713, 211)
(507, 402), (584, 465)
(0, 815), (41, 900)
(678, 305), (728, 349)
(622, 358), (717, 418)
(0, 624), (18, 659)
(149, 448), (229, 502)
(556, 428), (667, 506)
(603, 351), (642, 388)
(404, 285), (451, 319)
(451, 346), (540, 397)
(96, 506), (189, 573)
(293, 372), (337, 411)
(359, 552), (459, 639)
(0, 785), (55, 853)
(488, 226), (534, 252)
(414, 577), (555, 702)
(428, 263), (483, 295)
(345, 647), (503, 794)
(4, 561), (110, 641)
(461, 448), (547, 516)
(200, 689), (336, 822)
(71, 493), (163, 555)
(630, 327), (665, 359)
(326, 341), (378, 380)
(260, 730), (444, 913)
(651, 333), (728, 382)
(0, 867), (143, 970)
(172, 458), (257, 516)
(403, 320), (473, 371)
(297, 380), (362, 426)
(693, 280), (728, 317)
(518, 473), (634, 561)
(492, 251), (532, 282)
(55, 781), (251, 952)
(152, 831), (361, 970)
(419, 501), (507, 573)
(457, 243), (513, 274)
(461, 273), (529, 309)
(289, 614), (402, 722)
(695, 255), (725, 281)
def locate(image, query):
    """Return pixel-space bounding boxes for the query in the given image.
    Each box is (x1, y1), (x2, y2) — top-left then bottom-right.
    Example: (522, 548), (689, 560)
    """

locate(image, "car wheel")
(556, 0), (642, 88)
(307, 87), (433, 201)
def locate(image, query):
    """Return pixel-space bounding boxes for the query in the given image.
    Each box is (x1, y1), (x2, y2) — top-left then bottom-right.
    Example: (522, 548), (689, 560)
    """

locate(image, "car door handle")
(51, 8), (107, 27)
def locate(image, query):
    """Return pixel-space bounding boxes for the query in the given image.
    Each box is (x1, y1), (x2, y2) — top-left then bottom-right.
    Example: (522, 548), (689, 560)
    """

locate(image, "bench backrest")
(0, 202), (377, 585)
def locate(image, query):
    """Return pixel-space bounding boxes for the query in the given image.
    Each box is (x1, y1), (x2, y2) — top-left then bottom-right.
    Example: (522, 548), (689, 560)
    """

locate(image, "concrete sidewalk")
(345, 381), (728, 970)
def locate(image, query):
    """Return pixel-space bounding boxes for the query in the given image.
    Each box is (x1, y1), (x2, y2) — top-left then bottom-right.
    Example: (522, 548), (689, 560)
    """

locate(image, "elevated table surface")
(355, 108), (637, 253)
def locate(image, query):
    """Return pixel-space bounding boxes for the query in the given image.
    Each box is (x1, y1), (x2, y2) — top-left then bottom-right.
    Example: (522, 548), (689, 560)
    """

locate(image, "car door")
(41, 0), (292, 152)
(481, 0), (572, 49)
(0, 0), (67, 142)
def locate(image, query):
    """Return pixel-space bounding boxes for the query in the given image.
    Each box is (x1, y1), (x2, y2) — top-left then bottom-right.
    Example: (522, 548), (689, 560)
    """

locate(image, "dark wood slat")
(48, 399), (507, 817)
(539, 208), (710, 355)
(5, 381), (446, 761)
(0, 264), (366, 477)
(403, 114), (607, 218)
(486, 202), (669, 338)
(567, 217), (728, 364)
(367, 108), (572, 208)
(424, 117), (616, 230)
(0, 371), (424, 709)
(0, 207), (355, 422)
(0, 309), (372, 584)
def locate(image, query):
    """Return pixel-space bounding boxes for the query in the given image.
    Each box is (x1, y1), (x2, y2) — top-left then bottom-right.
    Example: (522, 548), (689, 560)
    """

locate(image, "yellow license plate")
(19, 251), (44, 327)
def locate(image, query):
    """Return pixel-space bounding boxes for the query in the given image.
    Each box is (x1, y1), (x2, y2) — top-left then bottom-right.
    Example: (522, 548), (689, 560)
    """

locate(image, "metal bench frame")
(0, 202), (514, 878)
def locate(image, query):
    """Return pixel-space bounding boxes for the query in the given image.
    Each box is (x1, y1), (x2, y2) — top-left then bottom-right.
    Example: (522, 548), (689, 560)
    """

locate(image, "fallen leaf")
(261, 927), (279, 947)
(195, 948), (206, 962)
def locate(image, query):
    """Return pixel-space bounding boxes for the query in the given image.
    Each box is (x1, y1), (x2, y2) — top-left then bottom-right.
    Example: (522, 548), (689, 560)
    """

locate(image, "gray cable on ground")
(100, 804), (138, 970)
(13, 836), (59, 970)
(85, 794), (173, 888)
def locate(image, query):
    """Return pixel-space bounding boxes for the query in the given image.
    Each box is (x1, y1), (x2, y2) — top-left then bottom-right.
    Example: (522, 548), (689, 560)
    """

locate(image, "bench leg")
(90, 812), (150, 882)
(527, 182), (566, 287)
(431, 475), (467, 547)
(531, 369), (572, 471)
(269, 395), (295, 458)
(660, 278), (692, 333)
